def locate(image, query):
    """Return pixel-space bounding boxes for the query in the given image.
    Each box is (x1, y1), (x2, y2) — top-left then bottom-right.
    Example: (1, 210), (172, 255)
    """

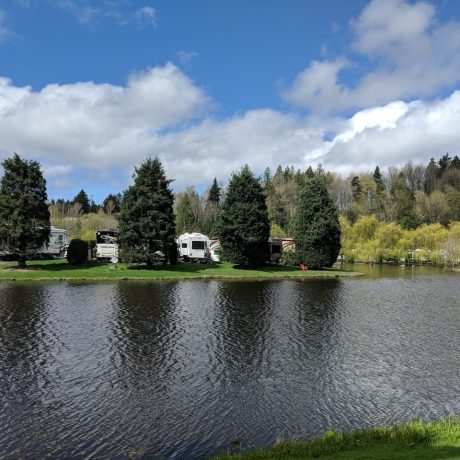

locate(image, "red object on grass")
(300, 263), (308, 271)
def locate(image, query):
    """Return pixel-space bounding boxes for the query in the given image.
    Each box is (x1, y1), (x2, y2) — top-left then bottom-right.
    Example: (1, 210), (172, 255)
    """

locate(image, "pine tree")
(351, 176), (362, 201)
(118, 157), (176, 267)
(208, 178), (221, 204)
(217, 165), (269, 267)
(0, 154), (50, 268)
(373, 166), (385, 193)
(292, 174), (341, 269)
(73, 189), (91, 214)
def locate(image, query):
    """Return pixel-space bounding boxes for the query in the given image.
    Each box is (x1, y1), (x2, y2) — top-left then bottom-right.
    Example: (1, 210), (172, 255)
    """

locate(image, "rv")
(42, 226), (69, 258)
(268, 237), (283, 263)
(177, 233), (214, 262)
(96, 229), (119, 260)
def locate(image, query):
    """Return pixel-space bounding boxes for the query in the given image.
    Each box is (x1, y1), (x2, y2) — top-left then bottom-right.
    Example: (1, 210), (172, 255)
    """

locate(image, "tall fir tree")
(118, 157), (176, 266)
(0, 154), (50, 268)
(73, 189), (91, 214)
(217, 165), (269, 267)
(373, 166), (385, 193)
(208, 178), (221, 204)
(292, 174), (341, 269)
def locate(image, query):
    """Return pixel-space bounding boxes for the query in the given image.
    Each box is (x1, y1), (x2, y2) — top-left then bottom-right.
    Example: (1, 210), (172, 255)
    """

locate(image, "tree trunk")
(18, 254), (27, 269)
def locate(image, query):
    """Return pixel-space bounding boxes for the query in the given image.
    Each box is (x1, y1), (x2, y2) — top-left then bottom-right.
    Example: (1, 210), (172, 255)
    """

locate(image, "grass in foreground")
(212, 418), (460, 460)
(0, 259), (360, 281)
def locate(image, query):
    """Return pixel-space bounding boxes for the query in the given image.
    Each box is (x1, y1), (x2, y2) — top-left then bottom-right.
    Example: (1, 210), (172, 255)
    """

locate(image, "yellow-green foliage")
(270, 223), (287, 238)
(341, 216), (459, 265)
(51, 212), (117, 241)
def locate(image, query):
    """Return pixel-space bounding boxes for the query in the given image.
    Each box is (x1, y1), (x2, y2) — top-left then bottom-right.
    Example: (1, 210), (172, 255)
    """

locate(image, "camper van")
(96, 229), (119, 260)
(177, 233), (213, 262)
(42, 227), (69, 258)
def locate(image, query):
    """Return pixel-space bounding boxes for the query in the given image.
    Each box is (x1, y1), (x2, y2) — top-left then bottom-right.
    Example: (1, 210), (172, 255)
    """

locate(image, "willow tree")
(118, 157), (176, 266)
(0, 154), (50, 268)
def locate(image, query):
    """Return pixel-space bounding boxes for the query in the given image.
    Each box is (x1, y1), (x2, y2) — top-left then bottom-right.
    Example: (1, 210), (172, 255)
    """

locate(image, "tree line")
(0, 154), (341, 269)
(1, 151), (459, 269)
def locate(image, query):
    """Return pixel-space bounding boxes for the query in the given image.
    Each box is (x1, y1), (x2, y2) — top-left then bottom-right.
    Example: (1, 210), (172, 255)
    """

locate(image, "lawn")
(212, 418), (460, 460)
(0, 259), (359, 281)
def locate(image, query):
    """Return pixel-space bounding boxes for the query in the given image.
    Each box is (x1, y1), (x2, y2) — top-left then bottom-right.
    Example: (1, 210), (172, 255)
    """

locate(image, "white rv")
(96, 229), (119, 261)
(177, 233), (213, 262)
(42, 227), (70, 258)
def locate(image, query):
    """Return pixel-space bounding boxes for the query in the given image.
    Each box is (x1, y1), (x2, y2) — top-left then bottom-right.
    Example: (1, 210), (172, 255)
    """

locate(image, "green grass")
(211, 418), (460, 460)
(0, 259), (360, 281)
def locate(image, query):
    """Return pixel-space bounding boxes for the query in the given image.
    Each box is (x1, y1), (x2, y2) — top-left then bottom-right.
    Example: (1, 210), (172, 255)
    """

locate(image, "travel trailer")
(96, 229), (119, 260)
(42, 226), (69, 258)
(177, 233), (215, 262)
(268, 237), (283, 263)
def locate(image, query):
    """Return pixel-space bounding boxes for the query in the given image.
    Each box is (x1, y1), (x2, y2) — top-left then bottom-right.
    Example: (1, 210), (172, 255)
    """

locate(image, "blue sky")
(1, 0), (460, 203)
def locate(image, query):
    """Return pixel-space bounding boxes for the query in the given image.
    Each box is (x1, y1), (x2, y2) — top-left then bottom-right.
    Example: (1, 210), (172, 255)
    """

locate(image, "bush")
(67, 239), (88, 265)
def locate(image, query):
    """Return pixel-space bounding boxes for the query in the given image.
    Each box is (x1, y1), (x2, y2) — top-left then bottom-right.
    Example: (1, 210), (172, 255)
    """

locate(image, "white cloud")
(0, 9), (14, 42)
(284, 0), (460, 113)
(177, 50), (198, 66)
(135, 6), (156, 28)
(321, 92), (460, 174)
(1, 64), (459, 195)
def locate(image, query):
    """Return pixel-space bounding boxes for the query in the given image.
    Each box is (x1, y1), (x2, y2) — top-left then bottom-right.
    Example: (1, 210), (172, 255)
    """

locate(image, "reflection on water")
(0, 267), (459, 458)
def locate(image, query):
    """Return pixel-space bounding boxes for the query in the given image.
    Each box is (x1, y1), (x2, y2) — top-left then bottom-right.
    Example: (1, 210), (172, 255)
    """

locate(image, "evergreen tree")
(391, 172), (418, 229)
(451, 155), (460, 169)
(208, 178), (221, 204)
(217, 165), (269, 267)
(292, 174), (341, 269)
(424, 158), (439, 193)
(373, 166), (385, 193)
(103, 193), (122, 214)
(118, 157), (175, 267)
(0, 154), (50, 268)
(351, 176), (362, 201)
(73, 189), (91, 214)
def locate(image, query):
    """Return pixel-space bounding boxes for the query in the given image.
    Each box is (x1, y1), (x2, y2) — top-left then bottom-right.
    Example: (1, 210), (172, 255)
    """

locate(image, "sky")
(0, 0), (460, 203)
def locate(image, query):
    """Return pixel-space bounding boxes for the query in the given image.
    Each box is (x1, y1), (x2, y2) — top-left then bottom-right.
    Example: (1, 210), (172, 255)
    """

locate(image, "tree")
(373, 166), (385, 194)
(217, 165), (269, 267)
(390, 172), (418, 229)
(351, 176), (362, 201)
(118, 157), (176, 267)
(72, 189), (91, 214)
(0, 154), (50, 268)
(103, 193), (122, 215)
(208, 178), (221, 204)
(175, 187), (201, 235)
(292, 174), (341, 269)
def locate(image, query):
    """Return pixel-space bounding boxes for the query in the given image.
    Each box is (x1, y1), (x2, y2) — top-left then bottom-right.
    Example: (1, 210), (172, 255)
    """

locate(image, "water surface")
(0, 266), (459, 458)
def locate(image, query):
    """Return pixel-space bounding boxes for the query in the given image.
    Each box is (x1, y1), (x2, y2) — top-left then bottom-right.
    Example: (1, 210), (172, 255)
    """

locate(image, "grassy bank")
(212, 417), (460, 460)
(0, 260), (360, 281)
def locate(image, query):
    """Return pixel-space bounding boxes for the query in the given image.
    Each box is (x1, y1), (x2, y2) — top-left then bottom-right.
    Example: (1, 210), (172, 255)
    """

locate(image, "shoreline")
(211, 417), (460, 459)
(0, 260), (361, 282)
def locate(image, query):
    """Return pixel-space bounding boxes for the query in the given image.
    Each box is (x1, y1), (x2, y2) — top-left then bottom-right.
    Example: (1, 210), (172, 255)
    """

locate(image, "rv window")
(272, 245), (281, 254)
(58, 235), (63, 242)
(182, 243), (187, 248)
(191, 241), (205, 250)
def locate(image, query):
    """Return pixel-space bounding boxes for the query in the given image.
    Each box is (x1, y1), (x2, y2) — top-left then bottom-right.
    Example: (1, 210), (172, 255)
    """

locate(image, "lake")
(0, 265), (459, 458)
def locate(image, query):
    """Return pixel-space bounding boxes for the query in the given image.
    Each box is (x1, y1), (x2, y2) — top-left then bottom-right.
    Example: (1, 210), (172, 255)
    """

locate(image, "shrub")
(67, 239), (88, 265)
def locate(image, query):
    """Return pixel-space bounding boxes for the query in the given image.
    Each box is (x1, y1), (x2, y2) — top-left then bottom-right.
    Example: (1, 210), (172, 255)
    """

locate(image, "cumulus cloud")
(1, 63), (459, 196)
(284, 0), (460, 113)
